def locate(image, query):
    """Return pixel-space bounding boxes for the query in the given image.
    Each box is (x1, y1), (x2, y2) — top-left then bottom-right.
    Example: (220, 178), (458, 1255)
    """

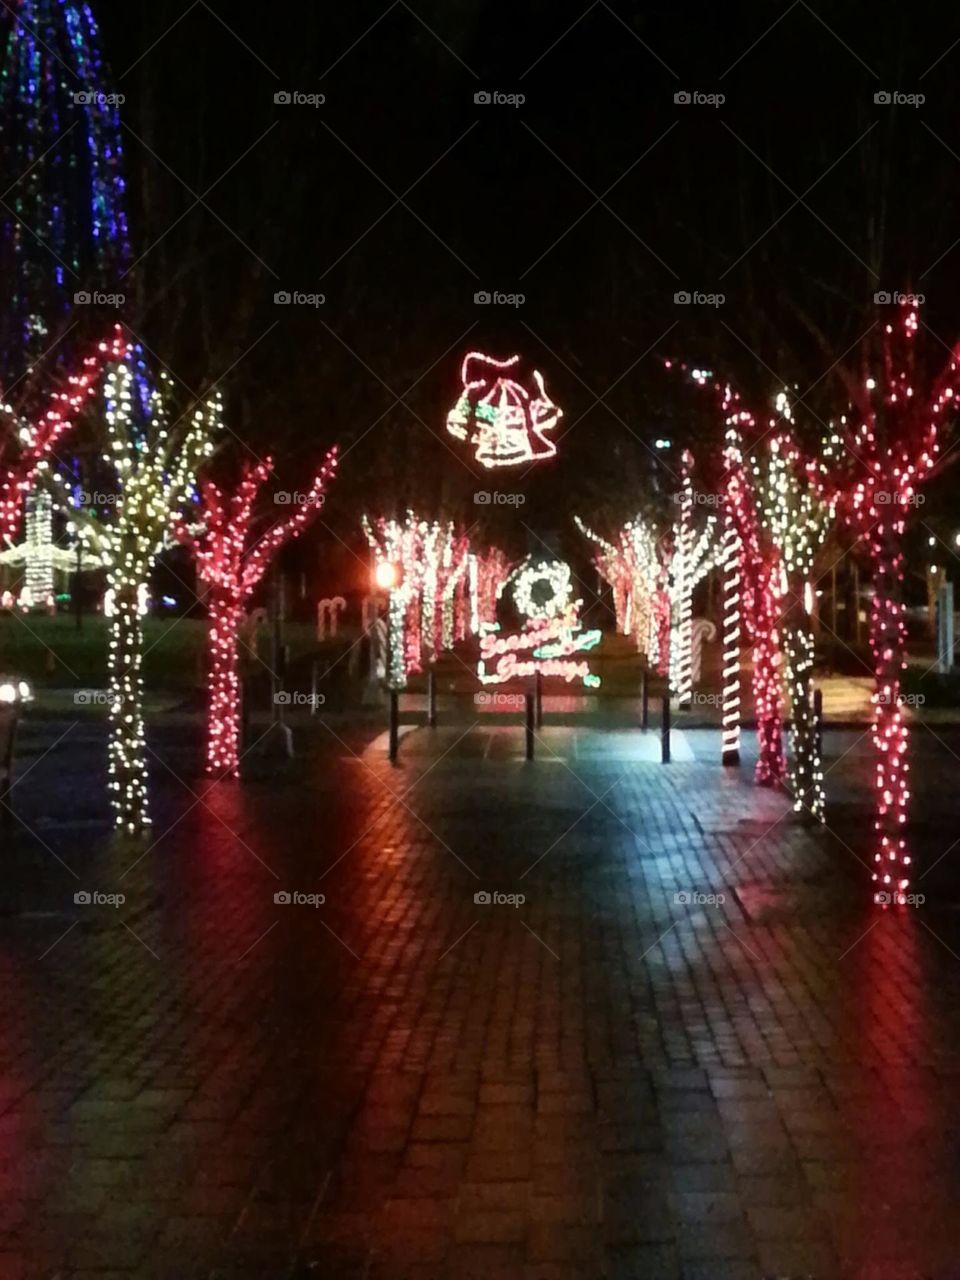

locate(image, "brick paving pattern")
(2, 716), (960, 1278)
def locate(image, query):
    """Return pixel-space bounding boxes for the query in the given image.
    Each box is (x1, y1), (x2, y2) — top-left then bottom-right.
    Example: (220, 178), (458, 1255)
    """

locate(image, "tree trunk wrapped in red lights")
(178, 448), (339, 777)
(1, 328), (122, 544)
(807, 298), (959, 902)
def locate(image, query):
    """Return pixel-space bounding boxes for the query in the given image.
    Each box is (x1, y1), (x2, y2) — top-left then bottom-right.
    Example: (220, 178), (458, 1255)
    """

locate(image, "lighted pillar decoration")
(722, 405), (785, 788)
(64, 347), (223, 833)
(178, 448), (338, 776)
(665, 484), (715, 705)
(673, 451), (694, 704)
(719, 501), (742, 766)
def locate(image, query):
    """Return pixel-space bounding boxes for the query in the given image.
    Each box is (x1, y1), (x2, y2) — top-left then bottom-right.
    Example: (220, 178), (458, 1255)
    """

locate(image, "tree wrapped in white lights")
(575, 515), (662, 658)
(66, 355), (223, 833)
(749, 402), (833, 821)
(363, 513), (473, 688)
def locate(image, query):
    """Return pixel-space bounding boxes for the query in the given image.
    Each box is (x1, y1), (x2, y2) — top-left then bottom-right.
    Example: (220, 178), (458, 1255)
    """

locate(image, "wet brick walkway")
(2, 717), (960, 1278)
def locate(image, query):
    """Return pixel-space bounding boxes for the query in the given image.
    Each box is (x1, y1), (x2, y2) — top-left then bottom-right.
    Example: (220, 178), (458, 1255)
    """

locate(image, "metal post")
(661, 694), (671, 763)
(271, 568), (285, 724)
(525, 687), (535, 760)
(535, 670), (543, 728)
(389, 690), (399, 763)
(428, 668), (437, 728)
(640, 669), (649, 731)
(74, 542), (83, 631)
(813, 687), (823, 764)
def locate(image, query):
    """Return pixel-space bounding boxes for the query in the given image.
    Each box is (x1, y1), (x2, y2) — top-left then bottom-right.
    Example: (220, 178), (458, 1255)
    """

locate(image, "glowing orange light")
(375, 561), (401, 591)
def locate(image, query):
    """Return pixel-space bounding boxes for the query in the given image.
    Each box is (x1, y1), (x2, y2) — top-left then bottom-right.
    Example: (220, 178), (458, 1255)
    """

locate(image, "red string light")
(0, 325), (125, 544)
(807, 299), (957, 903)
(178, 448), (339, 776)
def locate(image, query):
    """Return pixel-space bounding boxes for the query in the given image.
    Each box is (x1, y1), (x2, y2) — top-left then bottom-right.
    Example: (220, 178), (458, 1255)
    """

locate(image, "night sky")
(10, 0), (960, 583)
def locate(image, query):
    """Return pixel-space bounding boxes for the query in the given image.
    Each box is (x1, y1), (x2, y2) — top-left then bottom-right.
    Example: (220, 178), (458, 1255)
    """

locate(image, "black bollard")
(525, 688), (535, 760)
(389, 690), (399, 763)
(428, 668), (437, 728)
(641, 669), (649, 731)
(536, 670), (543, 728)
(661, 694), (671, 763)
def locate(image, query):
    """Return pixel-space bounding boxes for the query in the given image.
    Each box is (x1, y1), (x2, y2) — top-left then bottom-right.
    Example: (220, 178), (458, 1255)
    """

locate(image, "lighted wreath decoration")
(512, 558), (573, 621)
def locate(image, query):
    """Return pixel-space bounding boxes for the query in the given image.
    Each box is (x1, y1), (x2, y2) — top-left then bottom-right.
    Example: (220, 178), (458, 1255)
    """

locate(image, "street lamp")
(374, 560), (400, 592)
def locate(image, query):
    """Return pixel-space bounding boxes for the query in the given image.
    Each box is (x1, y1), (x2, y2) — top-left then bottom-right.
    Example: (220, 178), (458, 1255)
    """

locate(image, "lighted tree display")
(576, 515), (662, 661)
(0, 0), (130, 375)
(63, 346), (223, 833)
(749, 401), (833, 821)
(176, 448), (339, 777)
(808, 300), (960, 900)
(363, 513), (475, 687)
(577, 490), (714, 697)
(469, 546), (514, 633)
(668, 363), (789, 786)
(721, 398), (785, 787)
(1, 339), (110, 546)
